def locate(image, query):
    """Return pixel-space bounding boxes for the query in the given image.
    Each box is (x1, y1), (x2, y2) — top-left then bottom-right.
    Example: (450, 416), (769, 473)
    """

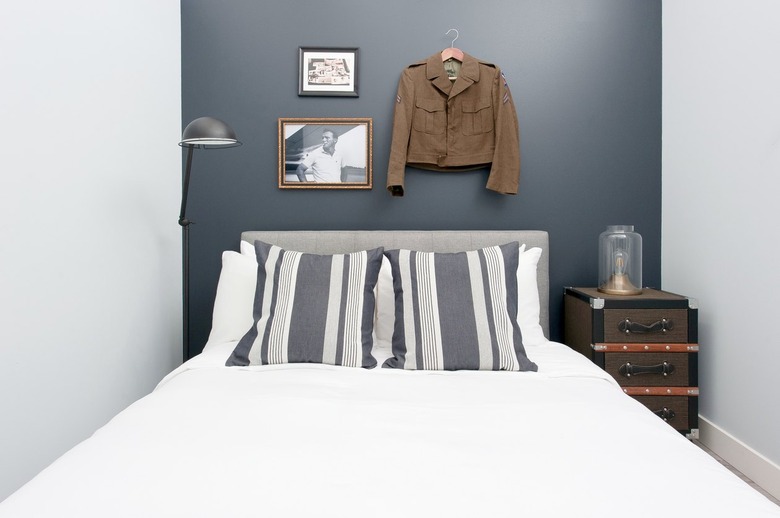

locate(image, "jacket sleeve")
(485, 67), (520, 195)
(386, 70), (415, 196)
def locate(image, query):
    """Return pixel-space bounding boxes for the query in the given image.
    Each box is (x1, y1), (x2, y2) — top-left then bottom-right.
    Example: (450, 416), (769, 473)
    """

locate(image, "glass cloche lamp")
(598, 225), (642, 296)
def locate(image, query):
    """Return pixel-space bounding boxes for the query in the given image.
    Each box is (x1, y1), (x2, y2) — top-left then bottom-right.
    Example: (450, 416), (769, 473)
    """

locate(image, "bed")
(1, 230), (778, 517)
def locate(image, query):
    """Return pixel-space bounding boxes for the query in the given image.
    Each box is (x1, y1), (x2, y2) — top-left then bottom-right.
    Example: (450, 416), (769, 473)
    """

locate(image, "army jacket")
(386, 52), (520, 196)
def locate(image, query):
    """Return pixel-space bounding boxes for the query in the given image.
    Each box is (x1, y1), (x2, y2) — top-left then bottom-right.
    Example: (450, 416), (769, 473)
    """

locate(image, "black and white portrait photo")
(278, 118), (372, 189)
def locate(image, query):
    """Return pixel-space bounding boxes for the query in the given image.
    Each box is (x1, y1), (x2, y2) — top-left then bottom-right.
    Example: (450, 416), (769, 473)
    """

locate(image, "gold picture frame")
(278, 118), (372, 190)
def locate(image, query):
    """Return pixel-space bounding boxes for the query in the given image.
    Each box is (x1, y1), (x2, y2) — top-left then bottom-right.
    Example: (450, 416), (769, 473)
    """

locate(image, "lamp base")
(598, 274), (643, 296)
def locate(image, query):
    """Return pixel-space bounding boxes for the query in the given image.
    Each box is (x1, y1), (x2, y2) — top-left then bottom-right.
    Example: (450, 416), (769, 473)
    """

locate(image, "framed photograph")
(278, 118), (372, 190)
(298, 47), (358, 97)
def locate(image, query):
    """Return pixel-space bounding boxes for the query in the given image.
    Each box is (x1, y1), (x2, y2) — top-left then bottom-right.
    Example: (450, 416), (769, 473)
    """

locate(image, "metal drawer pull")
(653, 407), (676, 422)
(619, 361), (675, 377)
(618, 318), (673, 334)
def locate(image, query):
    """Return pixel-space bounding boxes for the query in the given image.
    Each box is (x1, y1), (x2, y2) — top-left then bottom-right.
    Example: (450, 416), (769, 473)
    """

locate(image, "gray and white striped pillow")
(226, 241), (384, 368)
(382, 243), (537, 371)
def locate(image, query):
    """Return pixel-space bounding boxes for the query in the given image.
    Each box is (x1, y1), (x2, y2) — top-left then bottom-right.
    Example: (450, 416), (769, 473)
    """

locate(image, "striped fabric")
(226, 241), (384, 368)
(383, 243), (537, 371)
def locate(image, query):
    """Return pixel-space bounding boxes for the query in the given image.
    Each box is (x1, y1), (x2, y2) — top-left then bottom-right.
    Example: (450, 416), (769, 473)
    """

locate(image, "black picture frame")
(298, 47), (359, 97)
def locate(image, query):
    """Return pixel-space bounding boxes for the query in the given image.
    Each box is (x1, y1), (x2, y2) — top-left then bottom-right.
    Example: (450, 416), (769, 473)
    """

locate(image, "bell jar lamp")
(598, 225), (642, 296)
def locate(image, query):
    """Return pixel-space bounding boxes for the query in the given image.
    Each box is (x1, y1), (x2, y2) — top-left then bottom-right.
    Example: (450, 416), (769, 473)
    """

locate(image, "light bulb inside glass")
(614, 250), (628, 275)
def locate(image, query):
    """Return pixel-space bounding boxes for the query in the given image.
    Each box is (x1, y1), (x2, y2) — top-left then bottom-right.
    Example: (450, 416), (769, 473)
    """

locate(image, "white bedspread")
(2, 341), (778, 517)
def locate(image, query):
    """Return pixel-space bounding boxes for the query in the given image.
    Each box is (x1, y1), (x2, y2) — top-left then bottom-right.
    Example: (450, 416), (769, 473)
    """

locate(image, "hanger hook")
(446, 28), (459, 48)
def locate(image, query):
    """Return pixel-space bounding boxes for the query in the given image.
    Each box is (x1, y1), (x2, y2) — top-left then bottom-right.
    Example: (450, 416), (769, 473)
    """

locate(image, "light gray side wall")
(0, 1), (181, 502)
(663, 0), (780, 472)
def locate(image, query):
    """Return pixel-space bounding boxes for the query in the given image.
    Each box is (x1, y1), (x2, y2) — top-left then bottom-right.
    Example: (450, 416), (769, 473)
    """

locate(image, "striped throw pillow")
(383, 243), (537, 371)
(226, 241), (384, 368)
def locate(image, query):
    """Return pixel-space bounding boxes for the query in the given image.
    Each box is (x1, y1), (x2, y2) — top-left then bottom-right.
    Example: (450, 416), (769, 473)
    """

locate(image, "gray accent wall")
(182, 0), (661, 358)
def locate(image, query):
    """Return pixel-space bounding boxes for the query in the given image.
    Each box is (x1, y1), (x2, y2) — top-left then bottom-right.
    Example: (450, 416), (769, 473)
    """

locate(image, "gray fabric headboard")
(241, 230), (550, 338)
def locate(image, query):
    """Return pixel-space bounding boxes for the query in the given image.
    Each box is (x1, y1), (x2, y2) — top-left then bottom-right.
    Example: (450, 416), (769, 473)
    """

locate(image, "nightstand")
(563, 287), (699, 435)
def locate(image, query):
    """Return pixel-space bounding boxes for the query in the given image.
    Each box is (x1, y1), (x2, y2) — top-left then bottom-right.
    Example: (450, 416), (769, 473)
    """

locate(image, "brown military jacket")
(386, 52), (520, 196)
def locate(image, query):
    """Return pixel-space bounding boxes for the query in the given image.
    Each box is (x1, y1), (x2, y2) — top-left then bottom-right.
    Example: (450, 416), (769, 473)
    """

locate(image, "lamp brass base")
(598, 274), (642, 296)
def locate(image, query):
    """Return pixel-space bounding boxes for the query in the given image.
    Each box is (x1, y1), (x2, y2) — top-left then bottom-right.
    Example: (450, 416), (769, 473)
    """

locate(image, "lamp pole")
(178, 117), (241, 361)
(179, 145), (194, 362)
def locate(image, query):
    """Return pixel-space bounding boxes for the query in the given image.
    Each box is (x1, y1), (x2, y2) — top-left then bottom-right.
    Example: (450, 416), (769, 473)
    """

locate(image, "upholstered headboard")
(241, 230), (550, 338)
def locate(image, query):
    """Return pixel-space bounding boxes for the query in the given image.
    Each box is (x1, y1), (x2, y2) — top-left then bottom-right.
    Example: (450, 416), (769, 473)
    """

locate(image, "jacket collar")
(425, 52), (481, 98)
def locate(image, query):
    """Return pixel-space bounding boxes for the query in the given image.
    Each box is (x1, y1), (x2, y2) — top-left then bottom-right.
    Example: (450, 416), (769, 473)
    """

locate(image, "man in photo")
(296, 128), (344, 182)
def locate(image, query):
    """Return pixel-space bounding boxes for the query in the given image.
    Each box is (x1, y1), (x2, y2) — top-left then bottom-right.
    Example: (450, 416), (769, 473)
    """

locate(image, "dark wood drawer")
(633, 395), (696, 432)
(604, 352), (690, 386)
(603, 308), (689, 343)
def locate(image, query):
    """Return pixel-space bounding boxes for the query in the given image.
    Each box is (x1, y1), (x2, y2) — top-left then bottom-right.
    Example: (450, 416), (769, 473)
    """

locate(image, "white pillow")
(204, 249), (257, 349)
(517, 246), (546, 346)
(372, 255), (394, 363)
(240, 239), (256, 258)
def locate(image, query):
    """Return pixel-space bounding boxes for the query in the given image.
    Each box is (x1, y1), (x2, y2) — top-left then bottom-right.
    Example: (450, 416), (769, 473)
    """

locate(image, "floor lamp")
(178, 117), (241, 361)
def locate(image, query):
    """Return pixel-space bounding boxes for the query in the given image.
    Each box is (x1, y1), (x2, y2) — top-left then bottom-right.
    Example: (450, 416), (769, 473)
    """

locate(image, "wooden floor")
(693, 440), (780, 506)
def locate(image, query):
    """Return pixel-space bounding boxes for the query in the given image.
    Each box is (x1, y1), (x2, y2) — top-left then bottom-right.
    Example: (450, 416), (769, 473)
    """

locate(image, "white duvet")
(2, 341), (778, 517)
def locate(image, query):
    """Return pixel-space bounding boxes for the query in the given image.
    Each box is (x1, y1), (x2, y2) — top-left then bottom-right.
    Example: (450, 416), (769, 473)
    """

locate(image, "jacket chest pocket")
(461, 97), (494, 135)
(413, 98), (445, 135)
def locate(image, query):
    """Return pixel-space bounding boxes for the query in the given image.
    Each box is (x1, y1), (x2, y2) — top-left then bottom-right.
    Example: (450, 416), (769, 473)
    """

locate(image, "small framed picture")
(298, 47), (358, 97)
(278, 118), (372, 190)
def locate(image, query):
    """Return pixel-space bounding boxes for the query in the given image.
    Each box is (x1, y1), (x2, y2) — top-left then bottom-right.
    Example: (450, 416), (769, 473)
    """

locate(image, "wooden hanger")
(441, 28), (464, 62)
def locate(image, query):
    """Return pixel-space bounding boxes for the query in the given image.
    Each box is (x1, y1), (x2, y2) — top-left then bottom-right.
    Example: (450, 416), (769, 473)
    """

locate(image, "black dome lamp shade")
(179, 116), (242, 149)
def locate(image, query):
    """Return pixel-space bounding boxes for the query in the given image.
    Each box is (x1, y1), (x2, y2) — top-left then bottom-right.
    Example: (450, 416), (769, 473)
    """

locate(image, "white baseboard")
(699, 416), (780, 500)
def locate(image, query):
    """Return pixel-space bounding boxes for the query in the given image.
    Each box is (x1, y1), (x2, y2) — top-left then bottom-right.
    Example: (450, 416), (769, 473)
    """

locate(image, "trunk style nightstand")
(563, 287), (699, 435)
